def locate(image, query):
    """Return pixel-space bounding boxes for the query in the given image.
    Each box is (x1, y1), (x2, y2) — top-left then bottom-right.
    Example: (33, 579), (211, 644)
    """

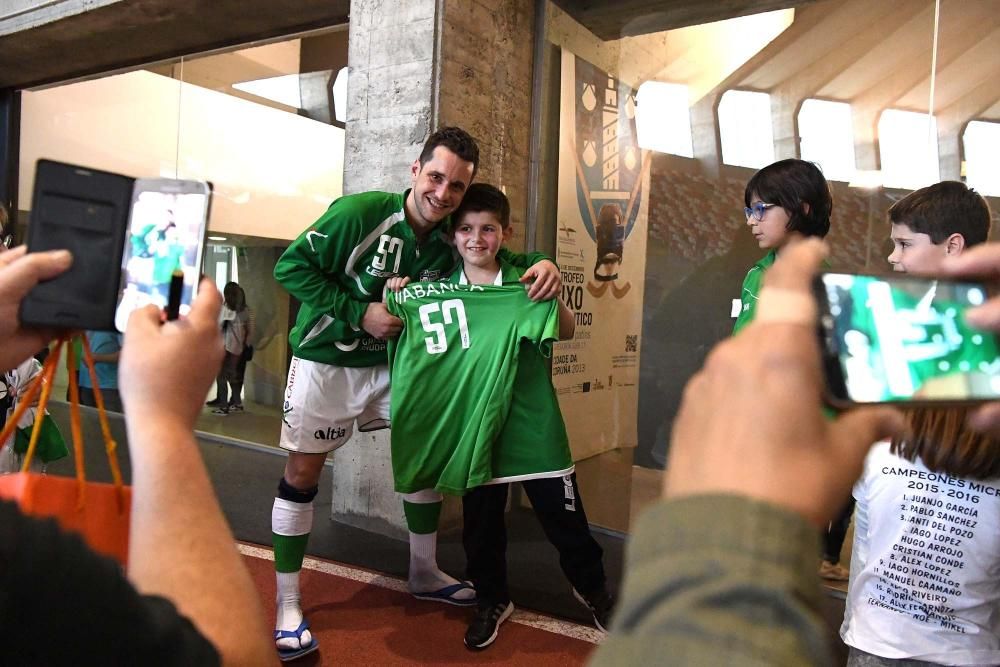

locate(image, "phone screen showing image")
(115, 182), (210, 332)
(819, 273), (1000, 403)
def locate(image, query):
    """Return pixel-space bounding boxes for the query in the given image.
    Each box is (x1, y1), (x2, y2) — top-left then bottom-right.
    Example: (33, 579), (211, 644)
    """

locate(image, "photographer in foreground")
(592, 237), (905, 666)
(0, 244), (273, 665)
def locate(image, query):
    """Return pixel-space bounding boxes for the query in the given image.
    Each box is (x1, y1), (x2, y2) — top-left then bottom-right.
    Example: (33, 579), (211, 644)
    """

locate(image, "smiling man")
(267, 127), (561, 661)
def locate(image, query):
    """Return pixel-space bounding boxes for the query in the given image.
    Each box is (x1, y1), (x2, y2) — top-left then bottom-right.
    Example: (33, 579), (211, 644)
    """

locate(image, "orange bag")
(0, 334), (131, 564)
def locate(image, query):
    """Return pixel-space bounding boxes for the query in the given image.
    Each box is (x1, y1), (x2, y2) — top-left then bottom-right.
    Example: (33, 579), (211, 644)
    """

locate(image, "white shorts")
(279, 356), (391, 454)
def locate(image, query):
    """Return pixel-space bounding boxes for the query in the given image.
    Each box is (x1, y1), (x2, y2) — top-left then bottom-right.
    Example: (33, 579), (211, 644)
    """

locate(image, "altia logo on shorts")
(314, 426), (347, 440)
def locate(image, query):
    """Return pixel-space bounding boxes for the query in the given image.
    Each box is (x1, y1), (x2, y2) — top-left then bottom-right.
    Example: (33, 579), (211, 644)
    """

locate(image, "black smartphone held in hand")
(114, 178), (212, 331)
(815, 271), (1000, 407)
(19, 160), (135, 330)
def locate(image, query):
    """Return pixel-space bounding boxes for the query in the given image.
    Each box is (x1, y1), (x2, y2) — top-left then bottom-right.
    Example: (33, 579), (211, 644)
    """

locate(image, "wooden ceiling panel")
(740, 0), (894, 91)
(896, 28), (1000, 112)
(815, 5), (937, 101)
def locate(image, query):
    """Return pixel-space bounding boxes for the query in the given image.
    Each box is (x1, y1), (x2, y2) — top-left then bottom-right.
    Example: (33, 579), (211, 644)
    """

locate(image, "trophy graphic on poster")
(570, 64), (648, 300)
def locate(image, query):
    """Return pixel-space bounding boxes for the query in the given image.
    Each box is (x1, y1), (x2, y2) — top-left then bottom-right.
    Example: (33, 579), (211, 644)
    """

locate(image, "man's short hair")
(889, 180), (991, 247)
(744, 159), (832, 238)
(452, 183), (510, 229)
(418, 126), (480, 174)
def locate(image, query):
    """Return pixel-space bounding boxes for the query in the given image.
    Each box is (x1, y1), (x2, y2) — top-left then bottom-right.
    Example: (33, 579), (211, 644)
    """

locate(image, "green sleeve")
(591, 495), (832, 667)
(517, 297), (560, 358)
(732, 267), (762, 335)
(273, 200), (370, 328)
(497, 248), (553, 271)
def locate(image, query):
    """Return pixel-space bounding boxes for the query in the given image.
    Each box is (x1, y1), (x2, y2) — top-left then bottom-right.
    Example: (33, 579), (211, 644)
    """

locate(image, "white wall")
(20, 70), (344, 241)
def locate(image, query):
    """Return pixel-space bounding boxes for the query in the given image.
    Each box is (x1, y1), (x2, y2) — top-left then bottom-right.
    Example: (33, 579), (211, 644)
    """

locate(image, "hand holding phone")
(19, 160), (134, 330)
(19, 162), (212, 332)
(114, 179), (212, 332)
(816, 272), (1000, 406)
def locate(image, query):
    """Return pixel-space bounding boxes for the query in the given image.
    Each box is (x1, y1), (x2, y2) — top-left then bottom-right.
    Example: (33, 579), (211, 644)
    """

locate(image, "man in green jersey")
(269, 128), (561, 660)
(385, 184), (612, 651)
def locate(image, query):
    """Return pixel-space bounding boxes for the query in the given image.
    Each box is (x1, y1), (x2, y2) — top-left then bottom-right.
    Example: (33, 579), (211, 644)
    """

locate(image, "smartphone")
(114, 179), (212, 332)
(19, 160), (135, 330)
(815, 272), (1000, 406)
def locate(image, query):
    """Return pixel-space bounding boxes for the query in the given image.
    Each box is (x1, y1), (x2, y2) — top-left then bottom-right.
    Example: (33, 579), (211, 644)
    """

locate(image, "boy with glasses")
(733, 158), (833, 334)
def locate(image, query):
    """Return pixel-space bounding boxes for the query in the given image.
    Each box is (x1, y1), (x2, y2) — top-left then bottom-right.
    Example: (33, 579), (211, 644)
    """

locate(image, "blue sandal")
(411, 580), (477, 606)
(275, 619), (319, 662)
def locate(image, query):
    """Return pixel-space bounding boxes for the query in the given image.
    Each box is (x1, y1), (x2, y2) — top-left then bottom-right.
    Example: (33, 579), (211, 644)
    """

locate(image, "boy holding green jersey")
(269, 128), (561, 661)
(386, 184), (614, 651)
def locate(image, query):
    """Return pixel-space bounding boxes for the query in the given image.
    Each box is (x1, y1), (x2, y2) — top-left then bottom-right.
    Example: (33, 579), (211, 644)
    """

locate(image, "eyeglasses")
(744, 202), (777, 222)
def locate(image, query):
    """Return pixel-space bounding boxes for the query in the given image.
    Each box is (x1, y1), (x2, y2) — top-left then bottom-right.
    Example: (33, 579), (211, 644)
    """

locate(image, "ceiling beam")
(0, 0), (350, 90)
(550, 0), (823, 40)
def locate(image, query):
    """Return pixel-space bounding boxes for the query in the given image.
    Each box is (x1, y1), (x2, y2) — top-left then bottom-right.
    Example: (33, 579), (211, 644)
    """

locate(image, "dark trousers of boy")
(462, 472), (606, 608)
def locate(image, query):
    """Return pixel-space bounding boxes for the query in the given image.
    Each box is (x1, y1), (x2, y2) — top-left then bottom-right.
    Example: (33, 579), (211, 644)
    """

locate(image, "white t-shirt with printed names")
(841, 441), (1000, 665)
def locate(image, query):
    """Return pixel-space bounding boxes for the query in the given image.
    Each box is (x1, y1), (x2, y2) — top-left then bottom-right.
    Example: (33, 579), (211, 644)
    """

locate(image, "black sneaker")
(464, 601), (513, 651)
(573, 586), (615, 633)
(206, 399), (222, 407)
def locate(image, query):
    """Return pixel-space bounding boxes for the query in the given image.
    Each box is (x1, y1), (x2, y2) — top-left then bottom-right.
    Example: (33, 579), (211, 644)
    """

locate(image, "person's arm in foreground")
(120, 282), (274, 666)
(591, 238), (902, 667)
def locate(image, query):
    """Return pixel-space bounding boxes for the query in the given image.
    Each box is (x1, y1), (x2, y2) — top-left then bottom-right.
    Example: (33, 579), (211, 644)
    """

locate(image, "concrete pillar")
(771, 93), (798, 161)
(342, 0), (437, 196)
(437, 0), (535, 246)
(690, 92), (721, 177)
(851, 106), (880, 172)
(333, 0), (537, 538)
(937, 128), (962, 182)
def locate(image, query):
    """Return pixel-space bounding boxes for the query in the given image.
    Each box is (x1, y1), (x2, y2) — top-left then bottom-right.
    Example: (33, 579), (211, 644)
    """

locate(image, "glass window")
(798, 99), (856, 182)
(17, 31), (346, 433)
(635, 81), (693, 158)
(718, 90), (774, 169)
(878, 109), (940, 189)
(963, 121), (1000, 197)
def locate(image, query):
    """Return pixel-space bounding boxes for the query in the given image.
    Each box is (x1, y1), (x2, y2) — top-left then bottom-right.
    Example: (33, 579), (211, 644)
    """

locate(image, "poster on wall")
(553, 49), (650, 461)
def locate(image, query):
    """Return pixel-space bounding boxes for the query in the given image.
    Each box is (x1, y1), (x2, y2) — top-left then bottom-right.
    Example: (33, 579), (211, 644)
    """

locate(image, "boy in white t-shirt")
(841, 181), (999, 666)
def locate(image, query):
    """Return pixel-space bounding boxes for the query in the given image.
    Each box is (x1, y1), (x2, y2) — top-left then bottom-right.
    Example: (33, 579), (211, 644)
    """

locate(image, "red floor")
(242, 551), (597, 666)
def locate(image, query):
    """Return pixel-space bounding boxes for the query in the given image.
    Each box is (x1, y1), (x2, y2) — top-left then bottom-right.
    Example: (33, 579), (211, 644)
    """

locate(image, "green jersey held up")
(386, 281), (560, 495)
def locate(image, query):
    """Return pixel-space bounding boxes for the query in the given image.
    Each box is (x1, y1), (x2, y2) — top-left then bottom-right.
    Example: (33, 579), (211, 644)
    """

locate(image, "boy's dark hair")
(744, 159), (832, 238)
(418, 126), (480, 174)
(888, 180), (991, 247)
(452, 183), (510, 229)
